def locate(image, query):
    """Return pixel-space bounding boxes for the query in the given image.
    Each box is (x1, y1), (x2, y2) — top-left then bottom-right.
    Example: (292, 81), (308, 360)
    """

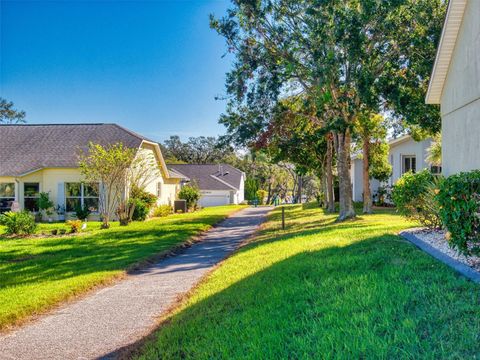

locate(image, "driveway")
(0, 206), (272, 360)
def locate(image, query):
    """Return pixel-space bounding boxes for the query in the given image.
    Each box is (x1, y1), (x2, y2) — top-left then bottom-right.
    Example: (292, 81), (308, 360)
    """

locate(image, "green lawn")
(0, 205), (243, 331)
(137, 204), (480, 359)
(0, 220), (120, 237)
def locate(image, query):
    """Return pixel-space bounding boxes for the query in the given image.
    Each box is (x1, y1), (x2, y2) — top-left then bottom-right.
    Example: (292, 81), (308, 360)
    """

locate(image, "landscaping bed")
(135, 204), (480, 359)
(404, 228), (480, 271)
(0, 205), (243, 331)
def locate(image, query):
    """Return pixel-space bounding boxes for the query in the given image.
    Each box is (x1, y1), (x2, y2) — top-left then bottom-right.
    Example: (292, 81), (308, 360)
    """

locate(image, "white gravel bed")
(409, 228), (480, 271)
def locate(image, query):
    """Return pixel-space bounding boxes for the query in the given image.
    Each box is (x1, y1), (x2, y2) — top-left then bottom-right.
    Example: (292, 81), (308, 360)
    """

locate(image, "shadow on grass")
(105, 232), (480, 359)
(0, 213), (237, 289)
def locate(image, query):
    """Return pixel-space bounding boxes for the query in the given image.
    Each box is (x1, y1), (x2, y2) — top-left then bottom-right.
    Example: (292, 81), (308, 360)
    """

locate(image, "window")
(65, 183), (99, 213)
(402, 155), (416, 174)
(156, 182), (162, 198)
(24, 183), (40, 212)
(431, 165), (442, 175)
(0, 183), (15, 213)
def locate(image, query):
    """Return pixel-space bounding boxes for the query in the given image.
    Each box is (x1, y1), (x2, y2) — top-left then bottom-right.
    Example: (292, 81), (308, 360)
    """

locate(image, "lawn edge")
(400, 230), (480, 283)
(111, 206), (274, 360)
(0, 205), (246, 335)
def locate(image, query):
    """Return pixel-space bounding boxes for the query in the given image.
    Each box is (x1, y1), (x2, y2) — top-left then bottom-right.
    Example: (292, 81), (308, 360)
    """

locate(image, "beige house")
(0, 123), (182, 220)
(351, 135), (437, 202)
(426, 0), (480, 175)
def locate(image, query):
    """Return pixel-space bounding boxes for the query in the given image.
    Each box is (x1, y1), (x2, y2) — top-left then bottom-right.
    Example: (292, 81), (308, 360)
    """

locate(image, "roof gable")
(426, 0), (468, 104)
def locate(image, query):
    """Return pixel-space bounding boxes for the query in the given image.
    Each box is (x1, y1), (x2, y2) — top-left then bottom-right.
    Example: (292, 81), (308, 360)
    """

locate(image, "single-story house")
(426, 0), (479, 176)
(351, 135), (438, 202)
(0, 123), (182, 219)
(167, 164), (245, 207)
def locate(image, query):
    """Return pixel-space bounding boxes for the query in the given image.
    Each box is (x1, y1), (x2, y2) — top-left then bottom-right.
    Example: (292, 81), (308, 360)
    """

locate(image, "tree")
(0, 98), (26, 124)
(163, 135), (235, 164)
(79, 143), (157, 228)
(355, 113), (391, 213)
(426, 133), (441, 166)
(211, 0), (445, 221)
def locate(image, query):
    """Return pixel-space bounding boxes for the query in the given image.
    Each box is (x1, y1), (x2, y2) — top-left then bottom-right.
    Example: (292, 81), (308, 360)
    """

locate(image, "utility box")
(174, 199), (187, 213)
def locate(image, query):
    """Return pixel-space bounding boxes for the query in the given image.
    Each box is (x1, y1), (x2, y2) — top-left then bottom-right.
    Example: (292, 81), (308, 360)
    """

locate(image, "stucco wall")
(350, 158), (380, 202)
(388, 138), (432, 185)
(440, 0), (480, 175)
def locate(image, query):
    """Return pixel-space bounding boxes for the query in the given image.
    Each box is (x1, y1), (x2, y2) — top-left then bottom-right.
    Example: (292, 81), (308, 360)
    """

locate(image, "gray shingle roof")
(0, 123), (149, 176)
(167, 164), (243, 191)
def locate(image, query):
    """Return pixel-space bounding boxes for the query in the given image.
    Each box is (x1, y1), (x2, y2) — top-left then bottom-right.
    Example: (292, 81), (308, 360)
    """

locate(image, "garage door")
(199, 195), (230, 207)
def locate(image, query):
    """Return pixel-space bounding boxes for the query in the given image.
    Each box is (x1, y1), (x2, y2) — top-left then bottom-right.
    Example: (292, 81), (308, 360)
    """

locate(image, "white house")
(0, 123), (182, 219)
(351, 135), (436, 202)
(426, 0), (480, 176)
(167, 164), (245, 207)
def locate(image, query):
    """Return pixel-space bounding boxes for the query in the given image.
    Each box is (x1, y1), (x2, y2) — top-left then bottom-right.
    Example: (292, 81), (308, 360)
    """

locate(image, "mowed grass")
(0, 221), (120, 237)
(0, 205), (243, 331)
(137, 204), (480, 359)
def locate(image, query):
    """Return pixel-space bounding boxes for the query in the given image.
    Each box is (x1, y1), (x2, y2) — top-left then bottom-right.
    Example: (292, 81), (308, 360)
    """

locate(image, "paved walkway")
(0, 207), (271, 360)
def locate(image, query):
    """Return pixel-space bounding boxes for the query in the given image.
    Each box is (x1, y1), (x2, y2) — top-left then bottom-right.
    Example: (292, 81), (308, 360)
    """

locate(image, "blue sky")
(0, 0), (232, 141)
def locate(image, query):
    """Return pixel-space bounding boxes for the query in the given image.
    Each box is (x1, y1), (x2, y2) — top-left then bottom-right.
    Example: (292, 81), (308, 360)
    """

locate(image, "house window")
(156, 182), (162, 198)
(431, 165), (442, 175)
(0, 183), (15, 213)
(402, 155), (416, 174)
(24, 183), (40, 212)
(65, 183), (99, 213)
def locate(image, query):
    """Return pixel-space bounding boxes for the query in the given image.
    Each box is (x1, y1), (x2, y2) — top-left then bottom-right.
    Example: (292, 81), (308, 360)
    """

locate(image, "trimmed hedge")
(391, 170), (442, 229)
(437, 170), (480, 255)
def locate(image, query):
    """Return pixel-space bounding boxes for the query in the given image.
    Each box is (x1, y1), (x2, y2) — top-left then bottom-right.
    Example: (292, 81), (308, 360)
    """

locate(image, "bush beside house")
(391, 170), (442, 229)
(437, 170), (480, 255)
(178, 185), (201, 210)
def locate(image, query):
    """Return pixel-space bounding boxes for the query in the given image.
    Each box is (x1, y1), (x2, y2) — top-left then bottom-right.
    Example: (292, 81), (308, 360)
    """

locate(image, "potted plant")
(38, 192), (54, 222)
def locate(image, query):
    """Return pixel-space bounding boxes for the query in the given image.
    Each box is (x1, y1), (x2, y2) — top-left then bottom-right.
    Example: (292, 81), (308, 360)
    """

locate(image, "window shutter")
(157, 182), (161, 198)
(57, 182), (65, 210)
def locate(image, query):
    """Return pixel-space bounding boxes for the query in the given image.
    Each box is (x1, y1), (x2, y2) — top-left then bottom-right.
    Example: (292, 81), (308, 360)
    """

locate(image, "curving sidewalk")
(0, 206), (271, 360)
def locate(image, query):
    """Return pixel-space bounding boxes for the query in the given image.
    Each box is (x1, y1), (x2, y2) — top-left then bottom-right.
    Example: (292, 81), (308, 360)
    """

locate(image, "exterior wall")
(350, 158), (380, 202)
(138, 144), (180, 206)
(0, 148), (180, 218)
(388, 138), (432, 185)
(350, 137), (433, 202)
(440, 0), (480, 176)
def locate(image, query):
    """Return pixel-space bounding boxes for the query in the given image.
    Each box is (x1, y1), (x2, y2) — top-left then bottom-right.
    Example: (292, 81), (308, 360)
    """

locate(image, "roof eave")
(425, 0), (467, 105)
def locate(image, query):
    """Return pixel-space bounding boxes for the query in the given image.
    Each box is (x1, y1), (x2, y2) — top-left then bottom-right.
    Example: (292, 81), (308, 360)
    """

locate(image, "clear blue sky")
(0, 0), (232, 142)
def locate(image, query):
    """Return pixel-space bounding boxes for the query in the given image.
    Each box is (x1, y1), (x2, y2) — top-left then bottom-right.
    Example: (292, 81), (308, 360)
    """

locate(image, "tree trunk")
(362, 139), (373, 214)
(334, 129), (356, 221)
(326, 133), (335, 213)
(297, 175), (303, 204)
(321, 171), (328, 209)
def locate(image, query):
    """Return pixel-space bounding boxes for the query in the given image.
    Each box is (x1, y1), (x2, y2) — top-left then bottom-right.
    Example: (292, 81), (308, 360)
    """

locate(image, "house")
(167, 164), (245, 207)
(0, 123), (182, 218)
(426, 0), (479, 176)
(351, 135), (437, 202)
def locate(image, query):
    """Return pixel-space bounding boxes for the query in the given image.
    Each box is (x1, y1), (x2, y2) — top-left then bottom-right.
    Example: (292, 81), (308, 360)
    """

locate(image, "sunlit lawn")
(137, 204), (480, 359)
(0, 205), (243, 331)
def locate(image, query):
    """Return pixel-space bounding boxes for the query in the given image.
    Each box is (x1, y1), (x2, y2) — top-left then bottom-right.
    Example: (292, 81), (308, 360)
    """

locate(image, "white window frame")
(0, 182), (15, 212)
(65, 182), (99, 213)
(402, 155), (416, 174)
(156, 182), (162, 198)
(24, 182), (40, 212)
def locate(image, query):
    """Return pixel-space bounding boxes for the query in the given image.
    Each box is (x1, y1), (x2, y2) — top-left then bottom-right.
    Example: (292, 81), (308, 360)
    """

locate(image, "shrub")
(67, 220), (82, 233)
(153, 205), (173, 217)
(256, 189), (268, 205)
(391, 170), (442, 229)
(437, 170), (480, 255)
(51, 229), (58, 235)
(178, 185), (201, 210)
(59, 229), (67, 235)
(75, 204), (91, 221)
(130, 187), (158, 221)
(38, 192), (54, 217)
(0, 211), (37, 235)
